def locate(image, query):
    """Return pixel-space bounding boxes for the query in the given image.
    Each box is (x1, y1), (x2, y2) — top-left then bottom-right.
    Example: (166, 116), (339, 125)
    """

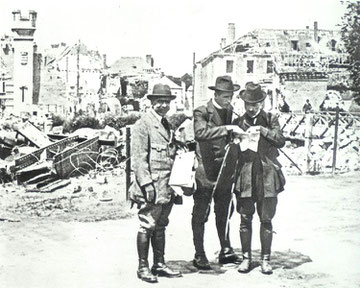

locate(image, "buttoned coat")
(193, 100), (232, 189)
(233, 110), (286, 198)
(129, 110), (176, 205)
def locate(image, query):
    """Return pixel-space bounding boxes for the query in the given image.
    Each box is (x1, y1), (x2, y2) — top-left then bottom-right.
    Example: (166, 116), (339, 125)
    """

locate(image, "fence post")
(332, 106), (340, 175)
(305, 113), (314, 173)
(126, 126), (131, 200)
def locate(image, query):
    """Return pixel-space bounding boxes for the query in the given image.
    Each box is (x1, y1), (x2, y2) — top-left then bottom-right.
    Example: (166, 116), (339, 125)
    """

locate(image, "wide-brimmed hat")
(147, 83), (176, 100)
(208, 76), (240, 92)
(239, 82), (266, 103)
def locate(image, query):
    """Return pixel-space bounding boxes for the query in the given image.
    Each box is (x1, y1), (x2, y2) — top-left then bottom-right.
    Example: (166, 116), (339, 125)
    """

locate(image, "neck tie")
(161, 117), (170, 131)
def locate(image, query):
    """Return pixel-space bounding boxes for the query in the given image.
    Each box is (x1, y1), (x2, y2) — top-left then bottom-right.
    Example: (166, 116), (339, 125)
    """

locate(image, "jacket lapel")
(207, 100), (233, 126)
(207, 100), (222, 126)
(149, 111), (170, 141)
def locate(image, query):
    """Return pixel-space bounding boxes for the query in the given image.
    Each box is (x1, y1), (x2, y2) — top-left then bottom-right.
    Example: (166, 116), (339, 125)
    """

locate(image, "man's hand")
(144, 184), (155, 203)
(226, 125), (245, 137)
(259, 126), (269, 137)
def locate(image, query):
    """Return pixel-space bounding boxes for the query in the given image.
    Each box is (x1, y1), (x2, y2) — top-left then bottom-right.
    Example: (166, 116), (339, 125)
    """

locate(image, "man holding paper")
(232, 82), (286, 275)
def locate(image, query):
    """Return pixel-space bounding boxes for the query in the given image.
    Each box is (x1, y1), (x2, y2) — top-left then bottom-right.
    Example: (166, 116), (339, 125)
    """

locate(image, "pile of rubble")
(0, 167), (134, 221)
(280, 126), (360, 175)
(1, 115), (126, 186)
(0, 116), (133, 221)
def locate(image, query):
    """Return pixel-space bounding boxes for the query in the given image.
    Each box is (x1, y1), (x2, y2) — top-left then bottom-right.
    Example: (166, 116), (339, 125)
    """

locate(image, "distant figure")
(278, 96), (291, 113)
(302, 99), (312, 113)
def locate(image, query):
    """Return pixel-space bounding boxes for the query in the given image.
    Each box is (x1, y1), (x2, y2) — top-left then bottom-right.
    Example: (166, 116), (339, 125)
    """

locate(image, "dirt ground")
(0, 171), (360, 288)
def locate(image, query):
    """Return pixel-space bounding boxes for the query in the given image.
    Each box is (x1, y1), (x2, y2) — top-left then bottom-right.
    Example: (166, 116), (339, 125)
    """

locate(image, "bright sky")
(0, 0), (346, 76)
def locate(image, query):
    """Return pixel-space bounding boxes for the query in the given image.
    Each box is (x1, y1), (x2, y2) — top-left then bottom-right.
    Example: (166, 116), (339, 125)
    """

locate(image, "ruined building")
(41, 41), (106, 116)
(0, 10), (40, 116)
(194, 22), (349, 112)
(0, 10), (107, 118)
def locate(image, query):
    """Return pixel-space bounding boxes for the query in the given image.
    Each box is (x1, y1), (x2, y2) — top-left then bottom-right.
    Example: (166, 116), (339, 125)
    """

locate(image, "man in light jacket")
(129, 83), (182, 283)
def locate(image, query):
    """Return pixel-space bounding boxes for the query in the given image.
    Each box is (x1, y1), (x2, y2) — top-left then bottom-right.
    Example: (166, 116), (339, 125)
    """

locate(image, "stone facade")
(194, 23), (349, 112)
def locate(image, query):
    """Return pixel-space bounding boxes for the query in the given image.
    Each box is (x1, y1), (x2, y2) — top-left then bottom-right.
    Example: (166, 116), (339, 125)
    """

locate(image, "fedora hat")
(239, 82), (266, 103)
(147, 83), (176, 100)
(208, 75), (240, 92)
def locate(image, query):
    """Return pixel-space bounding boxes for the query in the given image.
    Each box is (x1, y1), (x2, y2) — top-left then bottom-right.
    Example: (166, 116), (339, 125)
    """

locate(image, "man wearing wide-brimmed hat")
(232, 82), (286, 275)
(191, 75), (244, 270)
(129, 83), (182, 283)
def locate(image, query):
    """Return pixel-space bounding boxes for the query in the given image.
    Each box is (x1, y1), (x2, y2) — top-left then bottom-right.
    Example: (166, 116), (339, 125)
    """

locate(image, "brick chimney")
(227, 23), (235, 45)
(314, 21), (318, 43)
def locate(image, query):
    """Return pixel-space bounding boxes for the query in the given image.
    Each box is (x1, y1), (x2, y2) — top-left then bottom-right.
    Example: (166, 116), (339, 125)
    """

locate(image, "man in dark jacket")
(129, 83), (182, 283)
(192, 75), (243, 270)
(233, 82), (286, 274)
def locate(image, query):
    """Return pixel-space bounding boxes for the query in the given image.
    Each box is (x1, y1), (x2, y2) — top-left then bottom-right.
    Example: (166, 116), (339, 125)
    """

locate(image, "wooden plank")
(25, 179), (71, 193)
(13, 136), (80, 172)
(47, 133), (116, 146)
(15, 121), (52, 148)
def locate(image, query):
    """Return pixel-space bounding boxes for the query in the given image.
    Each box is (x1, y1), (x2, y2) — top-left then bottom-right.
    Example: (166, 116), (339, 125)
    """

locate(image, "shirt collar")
(151, 108), (163, 122)
(250, 109), (262, 119)
(212, 98), (224, 110)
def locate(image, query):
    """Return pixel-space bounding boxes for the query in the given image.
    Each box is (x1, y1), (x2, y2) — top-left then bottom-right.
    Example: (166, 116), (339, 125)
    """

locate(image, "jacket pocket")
(236, 162), (252, 197)
(150, 144), (168, 163)
(262, 158), (285, 195)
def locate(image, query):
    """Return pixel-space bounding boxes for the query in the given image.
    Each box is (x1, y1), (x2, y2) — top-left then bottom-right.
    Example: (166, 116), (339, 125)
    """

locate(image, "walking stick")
(212, 143), (238, 244)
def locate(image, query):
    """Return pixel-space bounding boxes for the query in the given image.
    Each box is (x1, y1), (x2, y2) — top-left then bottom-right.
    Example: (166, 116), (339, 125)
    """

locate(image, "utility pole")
(332, 106), (340, 175)
(192, 52), (195, 110)
(76, 39), (81, 105)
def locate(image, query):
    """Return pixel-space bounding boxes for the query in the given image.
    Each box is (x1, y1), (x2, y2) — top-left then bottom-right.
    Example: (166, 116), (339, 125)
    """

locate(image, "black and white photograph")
(0, 0), (359, 287)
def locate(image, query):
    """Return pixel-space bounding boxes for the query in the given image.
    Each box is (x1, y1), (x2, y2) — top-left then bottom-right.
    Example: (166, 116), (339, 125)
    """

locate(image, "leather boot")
(136, 232), (158, 283)
(260, 222), (273, 257)
(193, 253), (211, 270)
(261, 254), (273, 275)
(237, 252), (251, 273)
(216, 214), (240, 264)
(238, 216), (252, 273)
(151, 229), (182, 278)
(192, 220), (211, 269)
(260, 222), (273, 274)
(218, 247), (241, 264)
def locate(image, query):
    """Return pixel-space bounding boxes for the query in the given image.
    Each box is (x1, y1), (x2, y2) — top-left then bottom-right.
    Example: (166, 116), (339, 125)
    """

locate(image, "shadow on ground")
(167, 249), (312, 275)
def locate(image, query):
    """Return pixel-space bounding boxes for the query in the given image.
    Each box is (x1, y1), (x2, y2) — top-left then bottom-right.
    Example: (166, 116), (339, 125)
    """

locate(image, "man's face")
(244, 101), (263, 118)
(214, 91), (234, 109)
(152, 97), (171, 117)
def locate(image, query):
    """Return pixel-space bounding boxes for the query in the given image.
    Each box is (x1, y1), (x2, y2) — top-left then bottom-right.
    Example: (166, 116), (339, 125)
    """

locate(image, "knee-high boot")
(237, 216), (252, 273)
(260, 222), (273, 274)
(151, 229), (182, 278)
(137, 231), (157, 283)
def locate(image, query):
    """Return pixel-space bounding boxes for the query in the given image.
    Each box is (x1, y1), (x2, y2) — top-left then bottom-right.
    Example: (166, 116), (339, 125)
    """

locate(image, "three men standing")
(130, 79), (286, 281)
(129, 83), (182, 283)
(192, 76), (243, 269)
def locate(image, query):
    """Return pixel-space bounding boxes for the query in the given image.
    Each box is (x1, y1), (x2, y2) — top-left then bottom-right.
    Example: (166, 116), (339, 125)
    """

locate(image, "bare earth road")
(0, 173), (360, 288)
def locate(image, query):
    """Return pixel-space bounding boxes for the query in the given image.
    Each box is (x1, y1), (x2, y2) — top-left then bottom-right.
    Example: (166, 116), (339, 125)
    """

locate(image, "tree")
(341, 1), (360, 94)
